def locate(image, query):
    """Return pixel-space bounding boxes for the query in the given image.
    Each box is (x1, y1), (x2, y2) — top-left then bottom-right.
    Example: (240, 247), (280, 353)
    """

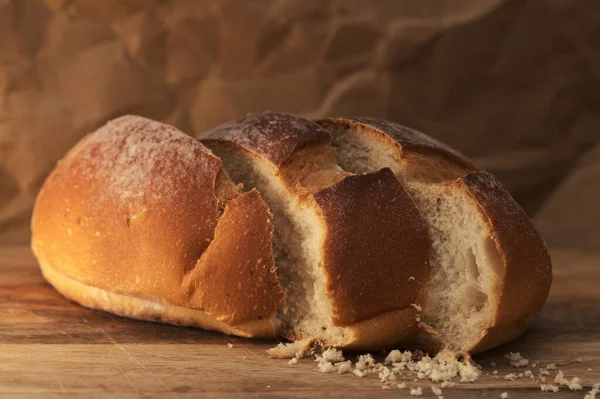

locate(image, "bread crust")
(313, 168), (429, 326)
(203, 111), (330, 167)
(200, 112), (430, 349)
(31, 115), (284, 338)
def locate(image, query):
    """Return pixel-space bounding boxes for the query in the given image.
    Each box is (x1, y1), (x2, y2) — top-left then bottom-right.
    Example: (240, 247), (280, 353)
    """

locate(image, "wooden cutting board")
(1, 246), (599, 398)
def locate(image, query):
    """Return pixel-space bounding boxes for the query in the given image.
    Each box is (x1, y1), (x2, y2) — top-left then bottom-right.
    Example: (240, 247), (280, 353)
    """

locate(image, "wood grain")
(1, 246), (599, 398)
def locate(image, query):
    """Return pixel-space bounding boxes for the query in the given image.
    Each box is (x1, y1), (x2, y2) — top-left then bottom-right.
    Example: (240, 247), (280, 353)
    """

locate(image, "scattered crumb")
(500, 393), (509, 399)
(288, 357), (298, 365)
(355, 354), (376, 371)
(589, 368), (593, 372)
(410, 387), (423, 396)
(411, 303), (422, 312)
(336, 360), (352, 374)
(432, 386), (443, 396)
(540, 370), (550, 376)
(505, 352), (529, 368)
(586, 384), (600, 399)
(505, 373), (517, 381)
(546, 363), (557, 370)
(379, 366), (396, 384)
(353, 369), (367, 377)
(227, 343), (234, 348)
(267, 339), (312, 359)
(540, 384), (559, 393)
(397, 383), (406, 389)
(382, 385), (391, 390)
(554, 370), (583, 391)
(440, 381), (455, 388)
(320, 348), (344, 363)
(266, 385), (271, 388)
(408, 276), (415, 281)
(385, 350), (412, 364)
(317, 361), (336, 373)
(576, 358), (583, 363)
(490, 361), (497, 367)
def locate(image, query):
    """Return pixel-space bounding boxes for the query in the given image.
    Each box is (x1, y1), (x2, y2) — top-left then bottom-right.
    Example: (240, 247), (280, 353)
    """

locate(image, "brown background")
(1, 0), (598, 250)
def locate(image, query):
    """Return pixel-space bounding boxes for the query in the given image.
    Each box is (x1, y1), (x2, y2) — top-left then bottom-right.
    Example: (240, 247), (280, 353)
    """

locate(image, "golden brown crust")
(313, 168), (429, 326)
(31, 115), (284, 338)
(184, 189), (285, 327)
(202, 111), (331, 167)
(460, 172), (552, 353)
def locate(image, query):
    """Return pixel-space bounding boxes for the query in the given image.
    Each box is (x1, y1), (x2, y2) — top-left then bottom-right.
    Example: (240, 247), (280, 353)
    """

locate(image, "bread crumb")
(353, 369), (367, 377)
(411, 303), (422, 312)
(385, 350), (412, 364)
(410, 387), (423, 396)
(540, 384), (559, 393)
(267, 339), (312, 359)
(266, 385), (271, 388)
(490, 361), (497, 367)
(379, 366), (396, 384)
(505, 352), (529, 368)
(505, 373), (517, 381)
(288, 358), (298, 365)
(589, 368), (593, 372)
(408, 276), (415, 281)
(320, 348), (344, 363)
(500, 392), (509, 398)
(355, 354), (376, 371)
(492, 370), (498, 375)
(431, 386), (442, 396)
(227, 343), (234, 348)
(317, 361), (336, 373)
(585, 384), (600, 399)
(554, 370), (583, 390)
(546, 363), (557, 370)
(576, 357), (583, 363)
(440, 381), (455, 388)
(397, 382), (406, 389)
(336, 360), (352, 374)
(540, 369), (550, 376)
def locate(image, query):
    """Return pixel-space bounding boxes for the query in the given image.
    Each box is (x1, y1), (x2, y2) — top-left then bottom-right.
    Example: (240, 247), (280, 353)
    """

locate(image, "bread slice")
(31, 115), (285, 338)
(200, 111), (430, 350)
(317, 116), (552, 353)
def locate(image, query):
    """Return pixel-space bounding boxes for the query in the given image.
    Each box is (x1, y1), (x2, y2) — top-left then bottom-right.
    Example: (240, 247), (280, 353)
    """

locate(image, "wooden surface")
(1, 246), (599, 398)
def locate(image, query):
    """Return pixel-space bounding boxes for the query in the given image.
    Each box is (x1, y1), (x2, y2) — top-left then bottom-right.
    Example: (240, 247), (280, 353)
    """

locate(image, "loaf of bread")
(31, 112), (552, 354)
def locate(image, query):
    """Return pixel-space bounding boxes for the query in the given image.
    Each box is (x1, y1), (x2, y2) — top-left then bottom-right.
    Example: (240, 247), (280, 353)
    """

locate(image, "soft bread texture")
(200, 112), (430, 350)
(31, 115), (285, 338)
(317, 116), (552, 353)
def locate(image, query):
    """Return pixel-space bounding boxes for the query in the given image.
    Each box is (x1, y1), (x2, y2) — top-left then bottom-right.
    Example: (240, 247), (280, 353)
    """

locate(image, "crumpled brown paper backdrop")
(1, 0), (598, 249)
